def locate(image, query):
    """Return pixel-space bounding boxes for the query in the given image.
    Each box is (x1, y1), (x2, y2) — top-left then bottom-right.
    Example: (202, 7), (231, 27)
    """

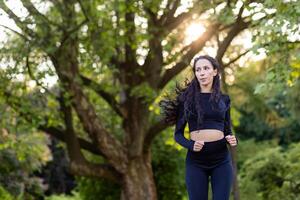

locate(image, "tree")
(0, 0), (290, 199)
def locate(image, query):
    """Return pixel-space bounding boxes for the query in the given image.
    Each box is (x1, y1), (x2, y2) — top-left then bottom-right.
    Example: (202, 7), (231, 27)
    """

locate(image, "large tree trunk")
(121, 151), (157, 200)
(119, 98), (157, 200)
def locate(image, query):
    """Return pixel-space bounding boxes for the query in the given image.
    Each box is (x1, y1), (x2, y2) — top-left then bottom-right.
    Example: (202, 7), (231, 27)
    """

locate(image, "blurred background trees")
(0, 0), (299, 199)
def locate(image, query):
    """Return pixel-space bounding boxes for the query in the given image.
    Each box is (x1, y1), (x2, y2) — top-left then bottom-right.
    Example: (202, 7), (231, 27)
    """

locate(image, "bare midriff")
(190, 129), (224, 142)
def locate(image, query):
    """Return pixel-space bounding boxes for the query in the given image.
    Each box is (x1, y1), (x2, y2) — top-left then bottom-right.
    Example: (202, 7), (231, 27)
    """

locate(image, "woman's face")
(194, 58), (218, 89)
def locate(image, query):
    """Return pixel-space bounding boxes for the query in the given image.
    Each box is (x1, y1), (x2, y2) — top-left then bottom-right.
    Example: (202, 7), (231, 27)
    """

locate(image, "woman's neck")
(199, 86), (212, 93)
(200, 89), (212, 93)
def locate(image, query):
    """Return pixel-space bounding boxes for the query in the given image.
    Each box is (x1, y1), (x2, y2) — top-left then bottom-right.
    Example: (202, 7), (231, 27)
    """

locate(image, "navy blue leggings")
(185, 137), (233, 200)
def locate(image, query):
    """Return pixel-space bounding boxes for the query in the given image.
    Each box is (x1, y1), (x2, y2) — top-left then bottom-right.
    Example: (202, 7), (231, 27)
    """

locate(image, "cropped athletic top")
(174, 92), (238, 151)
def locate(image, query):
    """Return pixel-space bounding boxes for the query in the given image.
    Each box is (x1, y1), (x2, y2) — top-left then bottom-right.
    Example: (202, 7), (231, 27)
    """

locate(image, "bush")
(239, 140), (300, 200)
(0, 185), (13, 200)
(45, 191), (82, 200)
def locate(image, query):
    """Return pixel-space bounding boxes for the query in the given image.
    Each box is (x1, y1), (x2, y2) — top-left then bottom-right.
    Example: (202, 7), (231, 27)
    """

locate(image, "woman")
(159, 55), (238, 200)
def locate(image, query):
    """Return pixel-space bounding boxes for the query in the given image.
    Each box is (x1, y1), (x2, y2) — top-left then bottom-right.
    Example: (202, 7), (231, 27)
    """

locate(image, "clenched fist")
(225, 135), (237, 146)
(193, 140), (205, 152)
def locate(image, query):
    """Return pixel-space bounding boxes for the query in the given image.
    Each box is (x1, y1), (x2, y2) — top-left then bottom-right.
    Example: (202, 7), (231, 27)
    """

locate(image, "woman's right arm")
(174, 101), (195, 151)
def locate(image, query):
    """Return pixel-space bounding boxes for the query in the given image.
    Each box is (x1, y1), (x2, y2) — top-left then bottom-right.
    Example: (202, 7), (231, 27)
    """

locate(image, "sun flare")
(184, 22), (206, 44)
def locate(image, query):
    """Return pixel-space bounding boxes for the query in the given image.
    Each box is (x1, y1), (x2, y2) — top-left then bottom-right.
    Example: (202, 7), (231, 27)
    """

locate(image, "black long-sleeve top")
(174, 93), (238, 151)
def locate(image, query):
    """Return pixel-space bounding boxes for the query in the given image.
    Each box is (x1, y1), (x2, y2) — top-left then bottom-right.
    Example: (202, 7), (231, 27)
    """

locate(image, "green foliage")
(235, 138), (278, 169)
(130, 82), (157, 104)
(286, 78), (300, 121)
(233, 59), (300, 144)
(0, 185), (13, 200)
(0, 129), (51, 198)
(0, 97), (51, 198)
(251, 0), (300, 94)
(239, 141), (300, 200)
(0, 71), (63, 130)
(76, 177), (120, 200)
(151, 130), (187, 200)
(45, 191), (82, 200)
(216, 4), (236, 25)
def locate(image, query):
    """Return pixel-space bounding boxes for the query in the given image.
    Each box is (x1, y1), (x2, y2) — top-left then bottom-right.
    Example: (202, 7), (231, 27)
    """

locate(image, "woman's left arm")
(224, 95), (238, 146)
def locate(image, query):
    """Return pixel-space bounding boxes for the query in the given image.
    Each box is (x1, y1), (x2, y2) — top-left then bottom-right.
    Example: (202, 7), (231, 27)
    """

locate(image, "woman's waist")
(190, 129), (224, 142)
(187, 136), (228, 159)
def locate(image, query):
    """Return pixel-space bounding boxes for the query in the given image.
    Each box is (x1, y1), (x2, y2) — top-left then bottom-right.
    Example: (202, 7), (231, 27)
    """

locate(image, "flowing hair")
(159, 55), (226, 126)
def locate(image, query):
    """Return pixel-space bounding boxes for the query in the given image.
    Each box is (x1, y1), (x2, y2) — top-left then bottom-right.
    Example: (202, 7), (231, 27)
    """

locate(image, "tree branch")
(69, 161), (122, 184)
(216, 4), (250, 62)
(3, 90), (120, 183)
(143, 119), (170, 151)
(158, 23), (220, 89)
(223, 49), (251, 67)
(3, 90), (103, 156)
(39, 125), (103, 156)
(143, 5), (158, 23)
(159, 1), (224, 35)
(158, 0), (180, 25)
(76, 0), (91, 21)
(20, 0), (61, 28)
(164, 11), (193, 33)
(51, 47), (128, 174)
(26, 54), (54, 95)
(58, 90), (99, 163)
(60, 19), (88, 48)
(0, 1), (36, 38)
(0, 24), (29, 40)
(79, 74), (124, 117)
(124, 0), (137, 66)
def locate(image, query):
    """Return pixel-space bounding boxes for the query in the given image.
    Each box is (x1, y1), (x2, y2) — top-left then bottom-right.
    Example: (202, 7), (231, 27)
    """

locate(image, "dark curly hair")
(159, 55), (226, 126)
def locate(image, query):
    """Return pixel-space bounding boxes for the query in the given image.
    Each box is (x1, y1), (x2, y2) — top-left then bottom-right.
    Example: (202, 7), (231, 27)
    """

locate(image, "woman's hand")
(193, 140), (204, 152)
(225, 135), (237, 146)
